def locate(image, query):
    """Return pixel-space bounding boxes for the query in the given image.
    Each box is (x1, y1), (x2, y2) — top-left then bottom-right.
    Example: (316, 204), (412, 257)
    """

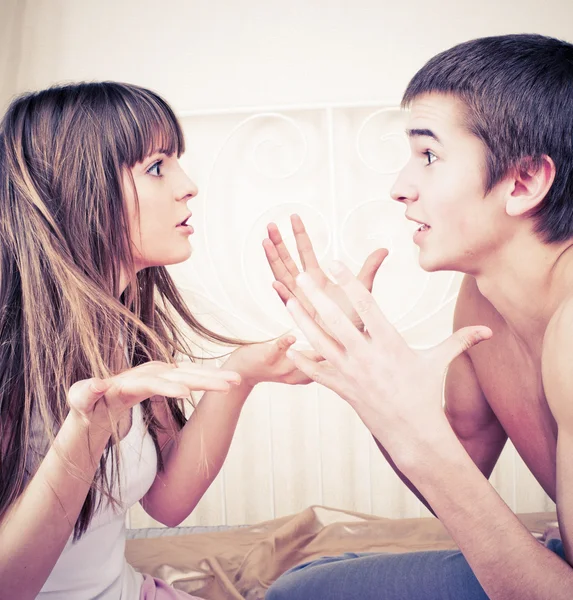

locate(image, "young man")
(263, 34), (573, 599)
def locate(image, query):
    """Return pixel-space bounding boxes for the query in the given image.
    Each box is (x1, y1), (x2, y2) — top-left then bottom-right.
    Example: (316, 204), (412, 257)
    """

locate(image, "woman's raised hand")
(263, 214), (388, 333)
(68, 361), (242, 423)
(225, 334), (322, 387)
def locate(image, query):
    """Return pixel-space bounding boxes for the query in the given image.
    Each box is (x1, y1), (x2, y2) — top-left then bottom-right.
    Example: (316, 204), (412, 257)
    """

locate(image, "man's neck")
(472, 230), (573, 347)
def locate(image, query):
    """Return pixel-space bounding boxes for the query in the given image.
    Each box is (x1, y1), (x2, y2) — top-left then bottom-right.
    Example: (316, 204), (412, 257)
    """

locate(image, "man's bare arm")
(375, 275), (508, 513)
(443, 275), (509, 478)
(377, 277), (573, 598)
(542, 298), (573, 564)
(403, 433), (572, 599)
(286, 265), (573, 599)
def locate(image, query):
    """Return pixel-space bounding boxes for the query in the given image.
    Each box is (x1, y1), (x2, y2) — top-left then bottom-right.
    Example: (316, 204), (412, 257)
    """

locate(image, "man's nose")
(390, 169), (418, 204)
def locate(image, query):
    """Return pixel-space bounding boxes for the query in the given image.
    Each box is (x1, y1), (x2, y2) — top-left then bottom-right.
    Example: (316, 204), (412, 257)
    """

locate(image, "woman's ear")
(505, 155), (556, 217)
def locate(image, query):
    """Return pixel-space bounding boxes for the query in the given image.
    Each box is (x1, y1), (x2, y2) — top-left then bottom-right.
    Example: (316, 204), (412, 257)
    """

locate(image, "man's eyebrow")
(406, 128), (442, 144)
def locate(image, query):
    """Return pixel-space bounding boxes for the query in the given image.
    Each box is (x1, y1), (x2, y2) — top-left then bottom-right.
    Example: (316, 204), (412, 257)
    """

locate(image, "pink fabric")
(139, 574), (201, 599)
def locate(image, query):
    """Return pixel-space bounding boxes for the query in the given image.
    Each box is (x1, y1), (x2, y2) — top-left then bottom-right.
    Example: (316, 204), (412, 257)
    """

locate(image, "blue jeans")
(265, 539), (565, 600)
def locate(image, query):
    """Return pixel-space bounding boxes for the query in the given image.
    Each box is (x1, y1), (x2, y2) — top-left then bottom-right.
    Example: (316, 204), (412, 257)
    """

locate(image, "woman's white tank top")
(34, 403), (157, 599)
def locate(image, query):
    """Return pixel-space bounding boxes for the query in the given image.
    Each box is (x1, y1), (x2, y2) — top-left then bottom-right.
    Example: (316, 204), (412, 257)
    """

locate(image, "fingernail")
(477, 328), (492, 342)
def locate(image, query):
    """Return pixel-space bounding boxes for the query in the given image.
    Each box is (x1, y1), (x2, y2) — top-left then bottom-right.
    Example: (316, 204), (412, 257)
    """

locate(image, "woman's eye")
(423, 150), (437, 166)
(147, 160), (163, 177)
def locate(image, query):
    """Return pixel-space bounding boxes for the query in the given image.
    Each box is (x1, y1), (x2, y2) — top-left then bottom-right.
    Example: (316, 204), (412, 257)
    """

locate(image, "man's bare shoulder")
(543, 294), (573, 427)
(544, 292), (573, 354)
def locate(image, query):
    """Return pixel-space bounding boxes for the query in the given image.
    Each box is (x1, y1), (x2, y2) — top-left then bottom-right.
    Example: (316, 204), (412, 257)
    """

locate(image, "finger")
(357, 248), (389, 292)
(263, 238), (297, 289)
(175, 362), (242, 384)
(267, 222), (300, 278)
(284, 370), (315, 385)
(275, 334), (297, 352)
(68, 377), (111, 413)
(128, 360), (237, 379)
(112, 376), (194, 404)
(260, 335), (297, 366)
(272, 280), (295, 305)
(291, 214), (321, 271)
(112, 373), (235, 405)
(431, 326), (493, 368)
(161, 371), (236, 392)
(272, 279), (317, 319)
(286, 297), (347, 369)
(328, 261), (398, 341)
(295, 272), (367, 354)
(300, 349), (325, 362)
(285, 348), (344, 391)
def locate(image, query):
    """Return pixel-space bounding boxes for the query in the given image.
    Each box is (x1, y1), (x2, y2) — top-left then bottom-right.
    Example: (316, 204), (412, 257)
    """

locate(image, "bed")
(125, 506), (559, 599)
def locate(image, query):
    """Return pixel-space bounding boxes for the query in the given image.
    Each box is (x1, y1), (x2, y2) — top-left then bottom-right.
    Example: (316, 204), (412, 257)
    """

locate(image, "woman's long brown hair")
(0, 82), (240, 539)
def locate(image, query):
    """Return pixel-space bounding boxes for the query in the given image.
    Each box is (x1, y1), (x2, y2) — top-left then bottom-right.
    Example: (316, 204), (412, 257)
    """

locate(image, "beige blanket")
(126, 506), (558, 600)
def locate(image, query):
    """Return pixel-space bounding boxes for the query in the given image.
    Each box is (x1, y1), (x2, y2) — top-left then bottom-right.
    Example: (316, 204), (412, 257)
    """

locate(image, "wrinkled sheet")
(126, 505), (558, 600)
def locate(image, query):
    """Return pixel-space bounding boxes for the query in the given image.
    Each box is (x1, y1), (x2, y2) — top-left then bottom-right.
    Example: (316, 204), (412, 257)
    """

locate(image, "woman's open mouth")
(176, 215), (194, 234)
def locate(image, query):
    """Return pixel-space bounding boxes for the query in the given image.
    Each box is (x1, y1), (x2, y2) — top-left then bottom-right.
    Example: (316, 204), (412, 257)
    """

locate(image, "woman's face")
(123, 152), (198, 275)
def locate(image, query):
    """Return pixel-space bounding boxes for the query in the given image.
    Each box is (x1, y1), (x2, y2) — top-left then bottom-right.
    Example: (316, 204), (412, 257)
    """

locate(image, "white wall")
(13, 0), (573, 111)
(0, 0), (26, 113)
(7, 0), (572, 526)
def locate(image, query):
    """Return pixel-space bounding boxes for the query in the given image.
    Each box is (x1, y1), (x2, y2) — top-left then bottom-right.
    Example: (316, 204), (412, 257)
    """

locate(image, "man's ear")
(505, 155), (556, 217)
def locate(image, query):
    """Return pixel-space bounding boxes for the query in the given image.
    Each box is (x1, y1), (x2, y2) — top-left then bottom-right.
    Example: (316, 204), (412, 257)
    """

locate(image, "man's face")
(391, 93), (509, 274)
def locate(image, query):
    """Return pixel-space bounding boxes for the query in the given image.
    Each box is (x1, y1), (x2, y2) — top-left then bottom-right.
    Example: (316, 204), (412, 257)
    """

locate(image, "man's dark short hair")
(403, 34), (573, 243)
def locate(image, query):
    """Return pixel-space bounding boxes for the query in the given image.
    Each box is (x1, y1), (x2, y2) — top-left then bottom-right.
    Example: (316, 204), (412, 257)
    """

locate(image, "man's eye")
(423, 150), (437, 165)
(147, 160), (163, 176)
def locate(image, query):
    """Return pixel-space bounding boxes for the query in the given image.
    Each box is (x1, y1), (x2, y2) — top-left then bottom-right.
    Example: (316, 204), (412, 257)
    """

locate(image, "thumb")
(272, 281), (294, 305)
(68, 377), (111, 413)
(432, 326), (492, 367)
(275, 335), (297, 354)
(357, 248), (389, 292)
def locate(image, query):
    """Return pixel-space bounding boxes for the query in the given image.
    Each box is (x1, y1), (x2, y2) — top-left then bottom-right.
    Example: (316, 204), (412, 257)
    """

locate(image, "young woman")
(0, 81), (311, 600)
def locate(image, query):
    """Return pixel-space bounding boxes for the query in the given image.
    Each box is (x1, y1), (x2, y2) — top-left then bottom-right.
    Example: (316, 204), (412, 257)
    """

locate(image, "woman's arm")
(0, 362), (238, 600)
(141, 376), (254, 526)
(141, 336), (311, 525)
(0, 383), (111, 600)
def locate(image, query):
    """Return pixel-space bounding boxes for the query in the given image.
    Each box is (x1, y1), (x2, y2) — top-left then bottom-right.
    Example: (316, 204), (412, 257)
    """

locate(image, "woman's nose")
(177, 169), (198, 202)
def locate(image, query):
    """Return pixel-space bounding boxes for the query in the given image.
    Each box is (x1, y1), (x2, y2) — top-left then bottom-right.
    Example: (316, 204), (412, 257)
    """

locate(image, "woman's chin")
(168, 246), (194, 266)
(139, 247), (194, 270)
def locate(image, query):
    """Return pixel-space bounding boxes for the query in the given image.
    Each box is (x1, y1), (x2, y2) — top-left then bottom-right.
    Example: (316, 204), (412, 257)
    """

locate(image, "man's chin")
(417, 253), (454, 273)
(418, 254), (441, 272)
